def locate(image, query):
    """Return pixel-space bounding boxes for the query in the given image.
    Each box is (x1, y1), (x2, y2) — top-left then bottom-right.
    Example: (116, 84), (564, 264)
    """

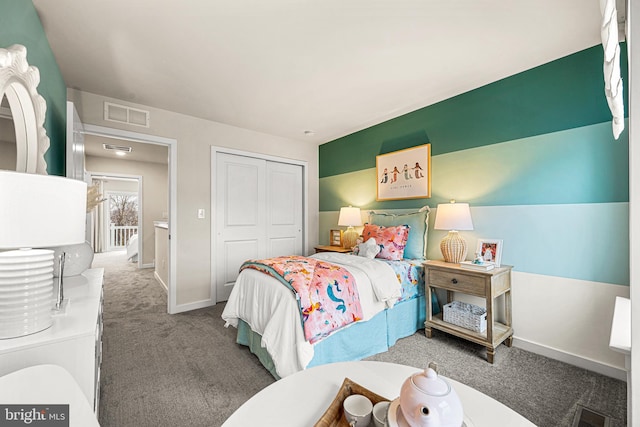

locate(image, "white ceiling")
(32, 0), (606, 145)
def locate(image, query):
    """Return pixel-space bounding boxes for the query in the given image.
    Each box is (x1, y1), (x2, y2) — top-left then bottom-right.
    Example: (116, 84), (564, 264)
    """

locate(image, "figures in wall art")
(413, 162), (424, 179)
(380, 162), (426, 185)
(391, 166), (400, 183)
(380, 168), (389, 183)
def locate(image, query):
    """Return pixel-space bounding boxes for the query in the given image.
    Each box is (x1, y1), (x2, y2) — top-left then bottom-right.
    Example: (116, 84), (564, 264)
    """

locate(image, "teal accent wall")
(320, 44), (628, 178)
(319, 45), (630, 286)
(320, 122), (629, 211)
(0, 0), (66, 175)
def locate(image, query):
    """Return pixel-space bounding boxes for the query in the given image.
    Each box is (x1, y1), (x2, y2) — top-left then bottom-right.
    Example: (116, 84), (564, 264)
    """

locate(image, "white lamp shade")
(0, 171), (87, 339)
(0, 171), (87, 249)
(434, 202), (473, 231)
(338, 206), (362, 227)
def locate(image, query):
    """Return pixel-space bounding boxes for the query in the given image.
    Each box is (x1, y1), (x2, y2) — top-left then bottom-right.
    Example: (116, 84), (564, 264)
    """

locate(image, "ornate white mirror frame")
(0, 44), (49, 174)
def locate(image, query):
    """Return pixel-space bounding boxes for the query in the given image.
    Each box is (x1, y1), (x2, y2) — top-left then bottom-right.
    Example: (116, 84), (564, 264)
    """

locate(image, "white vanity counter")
(0, 268), (104, 413)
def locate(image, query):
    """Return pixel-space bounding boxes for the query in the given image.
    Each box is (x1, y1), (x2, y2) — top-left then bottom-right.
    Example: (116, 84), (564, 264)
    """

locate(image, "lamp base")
(0, 249), (54, 339)
(440, 230), (468, 263)
(51, 298), (70, 317)
(342, 227), (359, 249)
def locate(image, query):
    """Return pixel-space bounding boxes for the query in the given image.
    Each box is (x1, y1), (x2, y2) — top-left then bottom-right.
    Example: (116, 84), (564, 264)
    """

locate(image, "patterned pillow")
(362, 224), (410, 261)
(369, 206), (430, 259)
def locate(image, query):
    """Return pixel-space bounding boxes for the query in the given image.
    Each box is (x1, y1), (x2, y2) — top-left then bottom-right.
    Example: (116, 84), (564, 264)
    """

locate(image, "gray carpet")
(94, 252), (627, 427)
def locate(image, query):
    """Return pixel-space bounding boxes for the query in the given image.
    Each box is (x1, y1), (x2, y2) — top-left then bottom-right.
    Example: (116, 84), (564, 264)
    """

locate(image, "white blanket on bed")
(221, 253), (400, 378)
(126, 234), (138, 261)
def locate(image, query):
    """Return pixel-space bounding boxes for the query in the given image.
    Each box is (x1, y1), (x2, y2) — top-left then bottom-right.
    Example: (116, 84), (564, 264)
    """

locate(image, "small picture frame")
(476, 238), (503, 267)
(330, 229), (343, 246)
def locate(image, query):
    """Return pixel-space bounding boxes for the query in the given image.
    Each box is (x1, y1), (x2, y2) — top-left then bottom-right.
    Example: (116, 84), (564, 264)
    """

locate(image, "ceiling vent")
(104, 102), (150, 128)
(103, 143), (132, 153)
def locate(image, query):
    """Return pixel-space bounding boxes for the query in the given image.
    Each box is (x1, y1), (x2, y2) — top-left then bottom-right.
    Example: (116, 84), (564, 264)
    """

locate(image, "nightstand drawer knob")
(451, 278), (458, 284)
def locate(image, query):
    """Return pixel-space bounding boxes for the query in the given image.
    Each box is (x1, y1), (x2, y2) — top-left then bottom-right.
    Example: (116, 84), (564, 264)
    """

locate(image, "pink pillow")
(362, 224), (409, 261)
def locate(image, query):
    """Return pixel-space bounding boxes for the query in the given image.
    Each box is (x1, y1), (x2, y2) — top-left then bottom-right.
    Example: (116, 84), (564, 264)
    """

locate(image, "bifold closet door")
(214, 152), (303, 302)
(265, 160), (303, 258)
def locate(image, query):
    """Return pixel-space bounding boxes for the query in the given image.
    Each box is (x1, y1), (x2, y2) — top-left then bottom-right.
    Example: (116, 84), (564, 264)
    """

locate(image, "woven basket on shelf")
(443, 301), (487, 333)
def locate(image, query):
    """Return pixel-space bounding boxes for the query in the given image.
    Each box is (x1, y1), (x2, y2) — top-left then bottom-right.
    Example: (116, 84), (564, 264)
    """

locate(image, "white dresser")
(0, 268), (104, 413)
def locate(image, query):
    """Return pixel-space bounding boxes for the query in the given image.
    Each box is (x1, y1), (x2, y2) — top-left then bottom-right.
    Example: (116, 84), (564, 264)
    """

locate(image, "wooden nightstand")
(424, 260), (513, 363)
(314, 245), (352, 254)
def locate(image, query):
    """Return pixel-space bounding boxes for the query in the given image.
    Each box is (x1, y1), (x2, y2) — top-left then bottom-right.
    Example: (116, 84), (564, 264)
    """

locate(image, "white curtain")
(600, 0), (625, 139)
(90, 179), (106, 253)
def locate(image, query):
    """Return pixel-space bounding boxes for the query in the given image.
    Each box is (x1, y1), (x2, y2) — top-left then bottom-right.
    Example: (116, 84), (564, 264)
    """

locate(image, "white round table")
(0, 364), (100, 427)
(223, 361), (535, 426)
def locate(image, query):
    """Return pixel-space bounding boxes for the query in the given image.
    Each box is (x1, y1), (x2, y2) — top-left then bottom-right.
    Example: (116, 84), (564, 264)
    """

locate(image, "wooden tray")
(314, 377), (391, 427)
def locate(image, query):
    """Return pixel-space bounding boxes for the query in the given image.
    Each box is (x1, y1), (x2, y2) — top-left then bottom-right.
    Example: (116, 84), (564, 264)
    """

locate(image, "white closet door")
(215, 153), (267, 302)
(214, 152), (304, 302)
(266, 161), (303, 258)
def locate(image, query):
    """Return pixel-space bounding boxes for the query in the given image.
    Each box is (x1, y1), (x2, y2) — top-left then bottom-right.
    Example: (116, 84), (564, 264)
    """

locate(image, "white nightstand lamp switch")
(197, 208), (205, 219)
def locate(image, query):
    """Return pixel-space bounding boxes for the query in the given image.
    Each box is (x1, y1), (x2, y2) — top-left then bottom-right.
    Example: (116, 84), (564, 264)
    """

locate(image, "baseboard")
(171, 299), (215, 314)
(513, 337), (627, 382)
(153, 271), (168, 293)
(141, 263), (154, 269)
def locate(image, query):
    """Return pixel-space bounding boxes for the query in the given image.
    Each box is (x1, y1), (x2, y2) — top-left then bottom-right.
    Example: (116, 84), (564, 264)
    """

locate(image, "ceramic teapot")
(398, 367), (464, 427)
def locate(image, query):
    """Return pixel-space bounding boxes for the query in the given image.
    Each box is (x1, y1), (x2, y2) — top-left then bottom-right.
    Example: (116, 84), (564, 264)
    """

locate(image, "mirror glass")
(0, 95), (17, 171)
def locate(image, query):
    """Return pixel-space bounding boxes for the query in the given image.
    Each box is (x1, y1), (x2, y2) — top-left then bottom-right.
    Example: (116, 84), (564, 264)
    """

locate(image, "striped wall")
(319, 44), (630, 378)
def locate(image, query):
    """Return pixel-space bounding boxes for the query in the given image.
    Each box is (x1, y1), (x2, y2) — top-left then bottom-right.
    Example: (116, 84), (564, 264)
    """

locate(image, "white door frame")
(210, 146), (308, 304)
(81, 124), (178, 314)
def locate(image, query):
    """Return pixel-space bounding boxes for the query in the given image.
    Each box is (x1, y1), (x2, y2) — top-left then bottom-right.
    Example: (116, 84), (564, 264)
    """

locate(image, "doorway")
(105, 190), (139, 252)
(66, 102), (178, 313)
(89, 174), (142, 264)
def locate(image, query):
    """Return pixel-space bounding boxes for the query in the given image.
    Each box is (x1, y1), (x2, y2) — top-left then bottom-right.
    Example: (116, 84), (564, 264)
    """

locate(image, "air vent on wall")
(104, 102), (150, 128)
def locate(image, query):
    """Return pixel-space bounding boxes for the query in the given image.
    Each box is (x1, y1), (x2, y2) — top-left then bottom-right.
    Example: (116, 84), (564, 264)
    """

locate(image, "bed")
(221, 207), (436, 379)
(126, 233), (138, 262)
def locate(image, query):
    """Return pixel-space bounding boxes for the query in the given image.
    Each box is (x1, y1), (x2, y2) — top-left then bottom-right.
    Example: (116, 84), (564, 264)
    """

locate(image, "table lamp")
(338, 206), (362, 249)
(0, 170), (87, 339)
(433, 200), (473, 263)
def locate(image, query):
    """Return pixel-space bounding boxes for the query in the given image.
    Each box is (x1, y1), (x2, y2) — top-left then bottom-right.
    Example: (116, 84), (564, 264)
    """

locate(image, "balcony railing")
(110, 225), (138, 250)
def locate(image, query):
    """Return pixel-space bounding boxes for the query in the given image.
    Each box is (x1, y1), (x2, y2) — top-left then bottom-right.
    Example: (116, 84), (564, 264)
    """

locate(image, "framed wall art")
(476, 238), (503, 267)
(376, 144), (431, 201)
(330, 229), (343, 246)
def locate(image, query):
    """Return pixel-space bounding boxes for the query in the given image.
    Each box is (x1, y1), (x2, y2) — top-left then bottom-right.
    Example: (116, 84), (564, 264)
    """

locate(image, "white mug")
(343, 394), (372, 427)
(372, 400), (390, 427)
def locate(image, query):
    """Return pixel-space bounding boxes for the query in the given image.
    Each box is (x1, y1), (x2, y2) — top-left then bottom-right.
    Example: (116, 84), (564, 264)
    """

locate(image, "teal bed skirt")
(236, 294), (427, 379)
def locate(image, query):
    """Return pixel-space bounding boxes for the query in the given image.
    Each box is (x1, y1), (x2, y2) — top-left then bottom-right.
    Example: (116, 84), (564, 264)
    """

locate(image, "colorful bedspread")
(240, 256), (363, 344)
(379, 259), (439, 314)
(379, 259), (424, 302)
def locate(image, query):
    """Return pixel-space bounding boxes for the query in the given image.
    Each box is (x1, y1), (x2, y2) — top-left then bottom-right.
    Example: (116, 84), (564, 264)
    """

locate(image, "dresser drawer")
(428, 268), (486, 297)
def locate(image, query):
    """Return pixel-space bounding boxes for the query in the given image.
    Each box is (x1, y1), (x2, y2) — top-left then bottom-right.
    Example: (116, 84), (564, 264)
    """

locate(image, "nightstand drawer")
(428, 269), (485, 296)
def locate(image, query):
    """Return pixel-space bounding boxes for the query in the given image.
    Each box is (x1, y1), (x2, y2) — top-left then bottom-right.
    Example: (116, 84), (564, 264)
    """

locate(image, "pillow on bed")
(355, 237), (380, 259)
(362, 224), (409, 261)
(368, 206), (430, 259)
